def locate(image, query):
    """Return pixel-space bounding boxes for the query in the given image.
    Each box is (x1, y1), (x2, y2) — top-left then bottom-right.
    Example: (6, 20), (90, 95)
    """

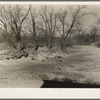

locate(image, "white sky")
(31, 5), (100, 29)
(83, 6), (100, 28)
(1, 4), (100, 32)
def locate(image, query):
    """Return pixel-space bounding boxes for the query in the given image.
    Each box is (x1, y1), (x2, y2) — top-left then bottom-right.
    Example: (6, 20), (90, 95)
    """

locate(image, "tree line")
(0, 5), (99, 53)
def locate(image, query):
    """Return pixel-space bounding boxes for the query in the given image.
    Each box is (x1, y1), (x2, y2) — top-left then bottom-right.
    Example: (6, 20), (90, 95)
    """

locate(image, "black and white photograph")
(0, 2), (100, 88)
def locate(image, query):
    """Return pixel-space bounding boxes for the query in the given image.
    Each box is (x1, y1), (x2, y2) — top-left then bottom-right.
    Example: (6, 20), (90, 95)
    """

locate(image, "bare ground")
(0, 44), (100, 87)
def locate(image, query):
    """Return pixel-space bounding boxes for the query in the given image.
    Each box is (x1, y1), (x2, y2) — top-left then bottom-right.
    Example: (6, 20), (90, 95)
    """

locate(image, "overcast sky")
(1, 5), (100, 32)
(35, 5), (100, 29)
(82, 6), (100, 29)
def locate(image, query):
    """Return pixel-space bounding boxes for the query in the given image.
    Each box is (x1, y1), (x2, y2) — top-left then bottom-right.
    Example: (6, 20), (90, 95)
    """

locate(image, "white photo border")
(0, 1), (100, 99)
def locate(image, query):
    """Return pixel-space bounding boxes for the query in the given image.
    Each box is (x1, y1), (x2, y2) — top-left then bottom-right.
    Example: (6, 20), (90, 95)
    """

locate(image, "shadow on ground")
(41, 80), (100, 88)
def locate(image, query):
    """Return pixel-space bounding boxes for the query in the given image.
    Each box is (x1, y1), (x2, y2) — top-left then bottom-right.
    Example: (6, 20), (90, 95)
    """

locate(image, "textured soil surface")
(0, 44), (100, 87)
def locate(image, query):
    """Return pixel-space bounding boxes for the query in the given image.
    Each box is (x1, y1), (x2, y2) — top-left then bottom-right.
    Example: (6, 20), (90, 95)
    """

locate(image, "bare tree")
(90, 26), (99, 42)
(74, 27), (88, 45)
(29, 6), (39, 51)
(57, 5), (89, 49)
(0, 5), (30, 51)
(0, 6), (11, 42)
(40, 6), (57, 49)
(57, 9), (68, 49)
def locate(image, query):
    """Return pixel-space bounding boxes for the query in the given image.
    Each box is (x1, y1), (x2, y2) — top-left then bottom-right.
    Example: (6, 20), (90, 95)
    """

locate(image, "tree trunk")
(15, 33), (25, 51)
(60, 37), (66, 50)
(10, 34), (27, 60)
(47, 36), (53, 49)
